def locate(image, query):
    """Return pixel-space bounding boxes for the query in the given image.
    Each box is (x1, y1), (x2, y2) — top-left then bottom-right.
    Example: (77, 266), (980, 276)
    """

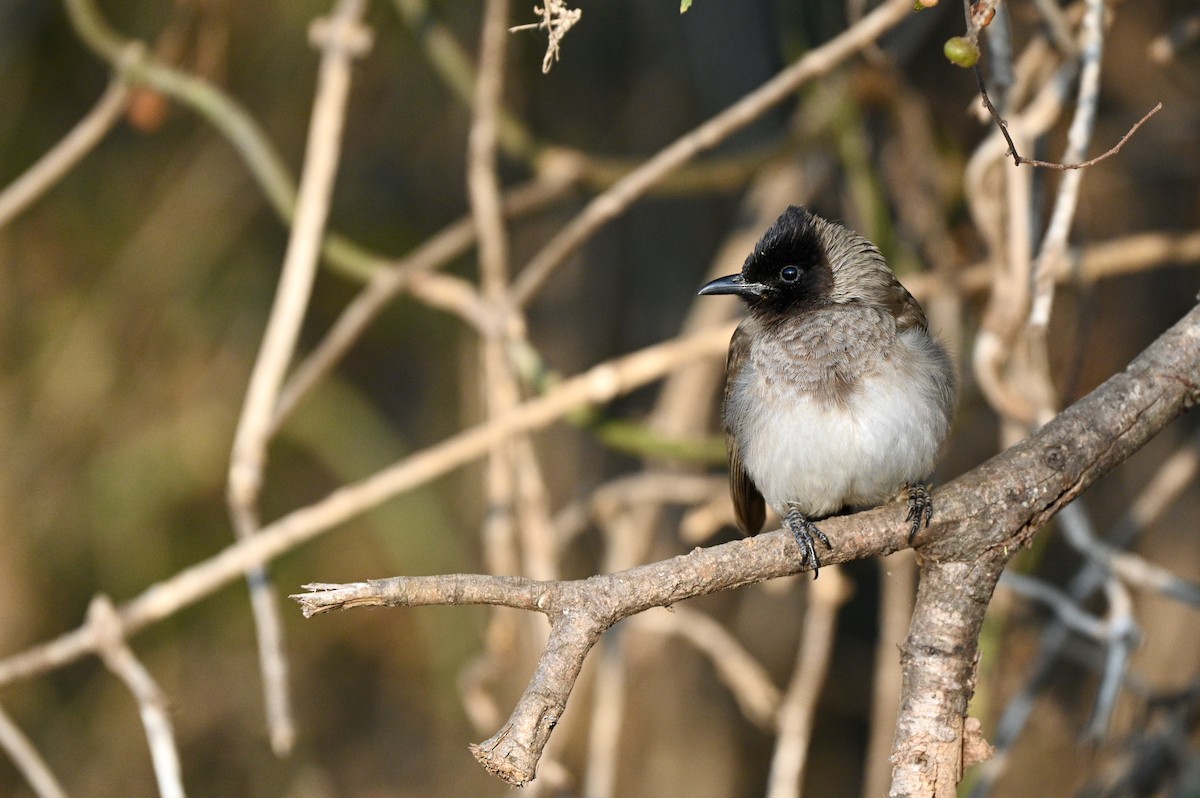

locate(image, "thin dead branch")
(293, 301), (1200, 788)
(975, 67), (1162, 171)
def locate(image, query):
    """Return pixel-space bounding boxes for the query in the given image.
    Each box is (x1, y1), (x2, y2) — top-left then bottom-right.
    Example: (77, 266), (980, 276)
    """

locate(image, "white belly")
(730, 327), (951, 518)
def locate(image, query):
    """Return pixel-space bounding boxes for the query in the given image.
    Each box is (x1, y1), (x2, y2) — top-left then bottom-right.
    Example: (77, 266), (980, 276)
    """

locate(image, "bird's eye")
(780, 266), (800, 283)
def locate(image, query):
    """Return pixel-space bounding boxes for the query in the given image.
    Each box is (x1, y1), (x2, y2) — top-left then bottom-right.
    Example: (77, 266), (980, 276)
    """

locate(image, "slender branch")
(0, 703), (68, 798)
(1059, 502), (1200, 607)
(0, 323), (735, 687)
(973, 427), (1200, 795)
(902, 228), (1200, 300)
(271, 175), (575, 432)
(1029, 0), (1107, 332)
(88, 596), (186, 798)
(0, 78), (128, 229)
(767, 567), (853, 798)
(999, 571), (1110, 640)
(975, 65), (1161, 171)
(292, 302), (1200, 787)
(507, 0), (916, 309)
(633, 606), (781, 730)
(223, 0), (371, 756)
(863, 552), (917, 798)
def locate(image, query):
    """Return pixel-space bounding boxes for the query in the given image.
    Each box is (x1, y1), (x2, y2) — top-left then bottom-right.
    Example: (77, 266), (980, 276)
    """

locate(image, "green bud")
(944, 36), (980, 67)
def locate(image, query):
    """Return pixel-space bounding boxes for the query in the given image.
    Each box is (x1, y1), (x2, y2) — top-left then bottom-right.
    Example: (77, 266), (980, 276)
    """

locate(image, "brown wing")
(886, 279), (929, 334)
(724, 326), (766, 535)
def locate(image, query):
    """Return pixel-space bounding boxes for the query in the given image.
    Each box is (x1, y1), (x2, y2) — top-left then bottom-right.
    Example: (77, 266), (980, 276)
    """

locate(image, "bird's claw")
(784, 506), (832, 578)
(906, 482), (933, 543)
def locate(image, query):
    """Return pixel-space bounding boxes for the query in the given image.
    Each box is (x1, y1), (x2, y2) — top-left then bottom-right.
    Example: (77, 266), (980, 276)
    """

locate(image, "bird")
(698, 205), (957, 574)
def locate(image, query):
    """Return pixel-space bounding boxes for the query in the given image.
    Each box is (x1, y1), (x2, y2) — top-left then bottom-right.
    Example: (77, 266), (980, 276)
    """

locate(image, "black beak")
(697, 273), (765, 298)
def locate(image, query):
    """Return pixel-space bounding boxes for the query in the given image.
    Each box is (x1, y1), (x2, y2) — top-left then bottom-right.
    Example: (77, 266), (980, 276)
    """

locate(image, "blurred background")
(0, 0), (1198, 795)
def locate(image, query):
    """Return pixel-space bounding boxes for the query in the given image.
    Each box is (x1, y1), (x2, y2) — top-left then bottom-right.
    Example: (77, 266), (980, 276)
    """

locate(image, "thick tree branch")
(294, 301), (1200, 787)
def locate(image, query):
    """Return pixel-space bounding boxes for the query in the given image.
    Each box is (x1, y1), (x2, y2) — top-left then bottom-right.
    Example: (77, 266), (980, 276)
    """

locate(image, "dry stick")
(0, 78), (128, 229)
(889, 304), (1198, 796)
(1028, 0), (1107, 333)
(1088, 577), (1136, 740)
(554, 472), (728, 549)
(569, 177), (808, 793)
(1001, 556), (1140, 742)
(968, 58), (1076, 428)
(862, 551), (917, 798)
(1060, 503), (1200, 607)
(469, 0), (522, 575)
(903, 229), (1200, 300)
(0, 323), (735, 688)
(64, 0), (297, 237)
(224, 0), (371, 756)
(0, 703), (68, 798)
(507, 0), (916, 310)
(998, 570), (1110, 640)
(766, 567), (853, 798)
(632, 607), (781, 730)
(466, 1), (558, 777)
(270, 175), (575, 433)
(293, 302), (1200, 787)
(88, 597), (186, 798)
(400, 271), (494, 333)
(971, 426), (1200, 797)
(974, 68), (1162, 172)
(583, 621), (625, 798)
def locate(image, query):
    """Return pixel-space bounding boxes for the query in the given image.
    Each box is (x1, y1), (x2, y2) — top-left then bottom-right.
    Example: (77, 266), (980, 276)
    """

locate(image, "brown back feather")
(724, 326), (766, 535)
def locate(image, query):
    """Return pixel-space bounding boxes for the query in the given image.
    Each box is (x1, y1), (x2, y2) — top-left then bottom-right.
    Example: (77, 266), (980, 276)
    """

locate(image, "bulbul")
(698, 206), (957, 573)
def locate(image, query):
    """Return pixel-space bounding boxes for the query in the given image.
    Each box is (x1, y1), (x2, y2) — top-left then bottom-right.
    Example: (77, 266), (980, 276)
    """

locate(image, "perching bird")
(698, 206), (957, 573)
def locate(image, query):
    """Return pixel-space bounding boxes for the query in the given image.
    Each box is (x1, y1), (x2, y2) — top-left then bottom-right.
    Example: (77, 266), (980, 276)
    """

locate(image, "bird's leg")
(783, 505), (832, 577)
(905, 481), (933, 543)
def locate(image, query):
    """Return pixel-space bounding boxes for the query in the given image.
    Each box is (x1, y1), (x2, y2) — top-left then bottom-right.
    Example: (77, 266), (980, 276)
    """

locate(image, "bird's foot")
(784, 506), (832, 578)
(906, 482), (933, 543)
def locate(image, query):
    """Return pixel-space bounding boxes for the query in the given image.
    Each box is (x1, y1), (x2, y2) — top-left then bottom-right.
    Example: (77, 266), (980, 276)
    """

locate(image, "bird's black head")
(697, 206), (834, 317)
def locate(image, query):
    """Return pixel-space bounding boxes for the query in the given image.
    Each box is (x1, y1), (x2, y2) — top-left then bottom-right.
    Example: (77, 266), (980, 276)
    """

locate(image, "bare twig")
(470, 0), (525, 583)
(999, 571), (1110, 641)
(88, 596), (186, 798)
(973, 427), (1200, 796)
(507, 0), (916, 309)
(270, 174), (576, 431)
(975, 68), (1161, 171)
(0, 78), (128, 229)
(633, 606), (782, 730)
(1028, 0), (1108, 332)
(863, 551), (917, 798)
(0, 323), (735, 687)
(767, 567), (853, 798)
(0, 703), (68, 798)
(1059, 502), (1200, 607)
(291, 302), (1200, 787)
(223, 0), (370, 757)
(509, 1), (582, 73)
(902, 229), (1200, 301)
(1088, 578), (1137, 740)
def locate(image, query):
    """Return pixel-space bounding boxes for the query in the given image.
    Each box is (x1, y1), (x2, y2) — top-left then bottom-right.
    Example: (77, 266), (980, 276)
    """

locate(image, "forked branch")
(295, 302), (1200, 789)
